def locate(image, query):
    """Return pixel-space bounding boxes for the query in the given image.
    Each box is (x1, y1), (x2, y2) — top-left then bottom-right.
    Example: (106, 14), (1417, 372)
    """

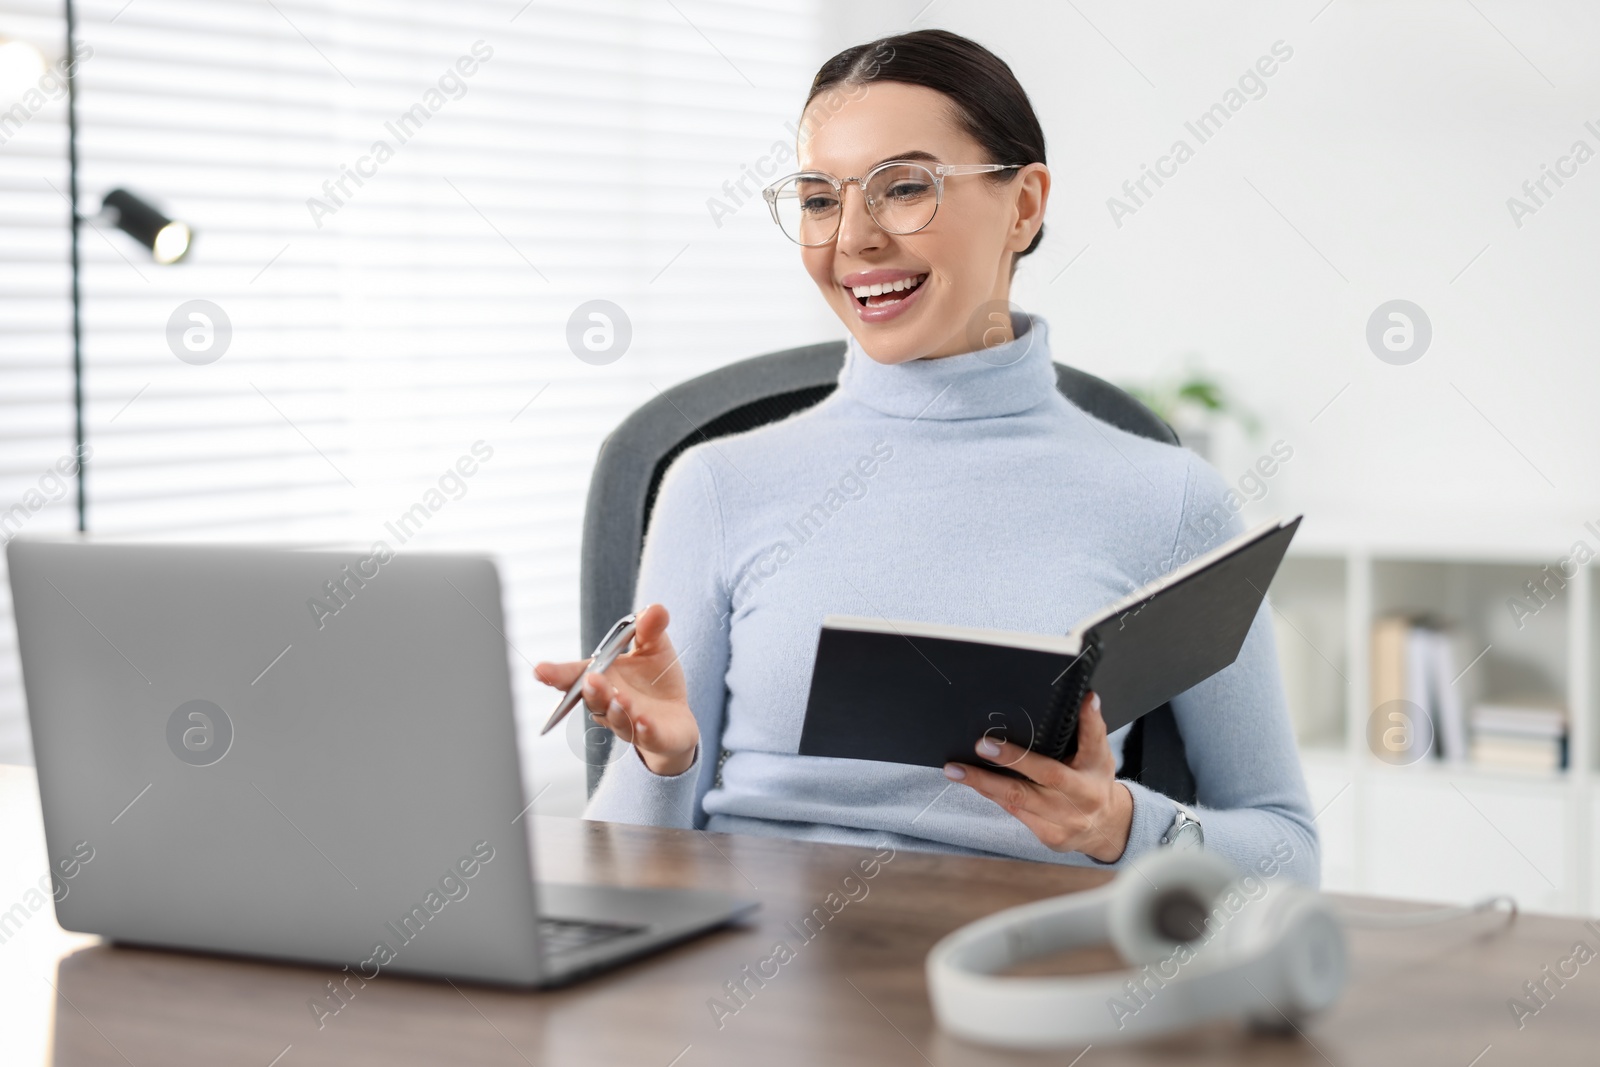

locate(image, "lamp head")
(101, 188), (192, 264)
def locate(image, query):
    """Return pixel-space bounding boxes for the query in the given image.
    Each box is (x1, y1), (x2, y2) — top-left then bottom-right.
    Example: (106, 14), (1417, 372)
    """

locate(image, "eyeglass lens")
(770, 163), (938, 245)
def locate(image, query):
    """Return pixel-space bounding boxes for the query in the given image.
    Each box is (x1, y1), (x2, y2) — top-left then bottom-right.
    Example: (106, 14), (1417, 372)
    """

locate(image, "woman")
(536, 29), (1318, 884)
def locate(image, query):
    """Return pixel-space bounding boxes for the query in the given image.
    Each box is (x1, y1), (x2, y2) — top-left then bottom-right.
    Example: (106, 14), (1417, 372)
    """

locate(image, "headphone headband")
(926, 850), (1346, 1048)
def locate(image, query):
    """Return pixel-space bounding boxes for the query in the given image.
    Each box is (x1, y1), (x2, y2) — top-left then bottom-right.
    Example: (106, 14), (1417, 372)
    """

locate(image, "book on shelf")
(1469, 701), (1568, 772)
(1369, 613), (1469, 763)
(1369, 612), (1568, 772)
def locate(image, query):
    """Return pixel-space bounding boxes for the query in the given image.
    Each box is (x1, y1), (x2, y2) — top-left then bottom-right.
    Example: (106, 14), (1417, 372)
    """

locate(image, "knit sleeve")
(1105, 451), (1321, 885)
(584, 446), (732, 830)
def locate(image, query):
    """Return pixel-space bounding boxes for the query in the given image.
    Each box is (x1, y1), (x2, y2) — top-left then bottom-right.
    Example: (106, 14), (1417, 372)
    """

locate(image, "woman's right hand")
(533, 603), (700, 777)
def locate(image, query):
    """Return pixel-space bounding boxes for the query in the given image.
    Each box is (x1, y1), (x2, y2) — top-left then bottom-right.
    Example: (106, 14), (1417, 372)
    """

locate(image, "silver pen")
(540, 612), (638, 735)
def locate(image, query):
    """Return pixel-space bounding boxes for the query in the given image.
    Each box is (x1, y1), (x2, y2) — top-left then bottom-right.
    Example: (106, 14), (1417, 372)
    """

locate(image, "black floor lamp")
(63, 0), (192, 532)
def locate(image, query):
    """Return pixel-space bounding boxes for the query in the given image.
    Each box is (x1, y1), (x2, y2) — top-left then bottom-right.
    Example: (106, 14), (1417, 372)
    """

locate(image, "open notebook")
(797, 515), (1301, 770)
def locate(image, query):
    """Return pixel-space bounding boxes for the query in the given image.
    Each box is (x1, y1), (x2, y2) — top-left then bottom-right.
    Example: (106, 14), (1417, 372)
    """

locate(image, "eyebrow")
(868, 149), (940, 169)
(799, 150), (943, 178)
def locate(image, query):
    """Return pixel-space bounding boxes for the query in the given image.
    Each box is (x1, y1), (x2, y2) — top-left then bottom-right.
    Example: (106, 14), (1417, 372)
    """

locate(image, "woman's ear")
(1008, 162), (1050, 255)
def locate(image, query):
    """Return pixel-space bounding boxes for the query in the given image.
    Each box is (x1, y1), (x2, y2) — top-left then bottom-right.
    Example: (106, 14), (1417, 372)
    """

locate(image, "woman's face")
(795, 81), (1048, 363)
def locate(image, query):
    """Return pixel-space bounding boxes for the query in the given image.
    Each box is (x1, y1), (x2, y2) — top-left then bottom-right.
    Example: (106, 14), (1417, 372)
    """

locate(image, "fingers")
(945, 756), (1117, 855)
(580, 671), (619, 716)
(1002, 804), (1077, 853)
(532, 659), (590, 690)
(942, 692), (1129, 858)
(1068, 691), (1110, 773)
(945, 760), (1056, 822)
(629, 603), (671, 656)
(580, 671), (638, 737)
(970, 735), (1070, 791)
(531, 602), (670, 691)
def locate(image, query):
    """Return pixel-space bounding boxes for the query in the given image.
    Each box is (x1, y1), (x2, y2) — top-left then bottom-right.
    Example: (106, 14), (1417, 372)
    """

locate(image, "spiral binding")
(1041, 638), (1101, 762)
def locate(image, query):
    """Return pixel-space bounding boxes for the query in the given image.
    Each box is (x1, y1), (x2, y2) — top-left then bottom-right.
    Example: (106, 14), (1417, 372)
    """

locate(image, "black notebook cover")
(797, 515), (1301, 770)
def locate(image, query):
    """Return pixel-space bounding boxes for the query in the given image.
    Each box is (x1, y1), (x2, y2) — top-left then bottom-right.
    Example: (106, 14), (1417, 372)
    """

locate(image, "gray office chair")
(578, 341), (1199, 808)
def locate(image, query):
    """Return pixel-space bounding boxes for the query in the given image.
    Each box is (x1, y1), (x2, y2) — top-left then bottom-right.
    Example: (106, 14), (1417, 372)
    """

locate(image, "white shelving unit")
(1269, 511), (1597, 917)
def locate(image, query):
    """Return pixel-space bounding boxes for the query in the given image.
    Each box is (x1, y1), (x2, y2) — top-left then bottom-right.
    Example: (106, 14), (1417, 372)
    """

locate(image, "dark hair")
(805, 29), (1047, 262)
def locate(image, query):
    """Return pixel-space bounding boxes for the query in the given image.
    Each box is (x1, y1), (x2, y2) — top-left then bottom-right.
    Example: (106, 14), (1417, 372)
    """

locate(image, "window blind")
(0, 0), (834, 814)
(0, 0), (76, 767)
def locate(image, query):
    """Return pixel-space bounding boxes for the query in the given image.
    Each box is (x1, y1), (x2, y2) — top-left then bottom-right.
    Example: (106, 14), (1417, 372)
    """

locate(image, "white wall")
(847, 0), (1600, 534)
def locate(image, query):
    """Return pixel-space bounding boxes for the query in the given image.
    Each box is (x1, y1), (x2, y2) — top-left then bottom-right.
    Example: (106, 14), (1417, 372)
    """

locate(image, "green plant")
(1121, 360), (1261, 439)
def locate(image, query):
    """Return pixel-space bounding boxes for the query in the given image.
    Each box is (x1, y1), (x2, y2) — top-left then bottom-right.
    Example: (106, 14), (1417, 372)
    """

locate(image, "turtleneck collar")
(834, 312), (1057, 420)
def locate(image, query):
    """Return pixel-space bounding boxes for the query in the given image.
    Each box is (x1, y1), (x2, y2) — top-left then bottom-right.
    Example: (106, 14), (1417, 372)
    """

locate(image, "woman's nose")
(834, 183), (886, 257)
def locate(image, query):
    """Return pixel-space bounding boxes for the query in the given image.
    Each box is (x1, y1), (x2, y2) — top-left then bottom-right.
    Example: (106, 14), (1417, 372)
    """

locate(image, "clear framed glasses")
(762, 160), (1022, 246)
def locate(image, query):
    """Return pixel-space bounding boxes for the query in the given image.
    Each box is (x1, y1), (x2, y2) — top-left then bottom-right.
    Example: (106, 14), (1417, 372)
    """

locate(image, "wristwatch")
(1160, 804), (1204, 850)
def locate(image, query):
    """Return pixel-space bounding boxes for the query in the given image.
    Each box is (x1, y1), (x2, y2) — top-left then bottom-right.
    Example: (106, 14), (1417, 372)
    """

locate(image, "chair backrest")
(578, 341), (1199, 807)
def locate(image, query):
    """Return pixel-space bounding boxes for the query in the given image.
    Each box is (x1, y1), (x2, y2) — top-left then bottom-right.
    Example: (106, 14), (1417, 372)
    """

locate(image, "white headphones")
(926, 848), (1347, 1047)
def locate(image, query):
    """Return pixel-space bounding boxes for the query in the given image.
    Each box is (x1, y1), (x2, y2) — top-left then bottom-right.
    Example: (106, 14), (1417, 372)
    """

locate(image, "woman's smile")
(840, 268), (930, 323)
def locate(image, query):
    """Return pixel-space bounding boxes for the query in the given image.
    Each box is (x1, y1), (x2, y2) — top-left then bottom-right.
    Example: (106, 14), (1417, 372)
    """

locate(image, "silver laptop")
(7, 537), (755, 986)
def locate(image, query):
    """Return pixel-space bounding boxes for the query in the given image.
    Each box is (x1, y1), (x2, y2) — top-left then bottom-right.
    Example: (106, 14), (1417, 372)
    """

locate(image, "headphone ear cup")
(1234, 889), (1348, 1029)
(1106, 848), (1237, 965)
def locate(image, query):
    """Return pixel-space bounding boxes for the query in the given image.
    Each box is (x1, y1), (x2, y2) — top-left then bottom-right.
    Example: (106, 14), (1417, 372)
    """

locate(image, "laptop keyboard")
(538, 916), (645, 956)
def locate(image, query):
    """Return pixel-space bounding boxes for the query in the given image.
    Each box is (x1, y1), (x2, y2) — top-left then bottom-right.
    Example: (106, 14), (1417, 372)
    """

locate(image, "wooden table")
(1, 765), (1594, 1065)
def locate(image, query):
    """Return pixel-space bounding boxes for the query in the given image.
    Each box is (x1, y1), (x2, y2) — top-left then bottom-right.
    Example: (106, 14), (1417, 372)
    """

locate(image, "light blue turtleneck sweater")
(585, 315), (1319, 886)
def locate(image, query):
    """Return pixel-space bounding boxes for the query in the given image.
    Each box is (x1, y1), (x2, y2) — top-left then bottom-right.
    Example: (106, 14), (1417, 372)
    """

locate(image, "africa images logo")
(166, 699), (233, 766)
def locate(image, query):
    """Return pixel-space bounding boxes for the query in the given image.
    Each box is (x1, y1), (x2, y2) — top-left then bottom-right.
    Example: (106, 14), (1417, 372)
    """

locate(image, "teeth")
(850, 274), (925, 299)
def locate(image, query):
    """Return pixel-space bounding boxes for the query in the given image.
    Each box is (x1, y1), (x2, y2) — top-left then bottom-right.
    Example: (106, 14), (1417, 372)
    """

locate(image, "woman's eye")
(800, 196), (840, 214)
(885, 182), (932, 200)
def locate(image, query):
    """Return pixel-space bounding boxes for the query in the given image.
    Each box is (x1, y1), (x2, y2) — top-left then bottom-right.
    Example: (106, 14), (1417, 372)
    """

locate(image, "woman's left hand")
(943, 691), (1133, 863)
